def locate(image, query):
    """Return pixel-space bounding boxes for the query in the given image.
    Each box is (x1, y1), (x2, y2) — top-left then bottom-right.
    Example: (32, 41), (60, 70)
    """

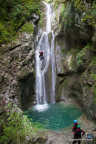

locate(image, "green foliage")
(91, 74), (96, 81)
(61, 4), (65, 14)
(74, 0), (86, 11)
(76, 50), (85, 65)
(74, 0), (96, 27)
(45, 0), (52, 3)
(60, 1), (76, 31)
(0, 0), (41, 44)
(93, 84), (96, 104)
(76, 44), (91, 65)
(59, 0), (96, 31)
(38, 12), (45, 27)
(0, 23), (10, 43)
(20, 22), (34, 33)
(0, 103), (43, 144)
(54, 0), (62, 9)
(91, 57), (96, 65)
(54, 3), (59, 9)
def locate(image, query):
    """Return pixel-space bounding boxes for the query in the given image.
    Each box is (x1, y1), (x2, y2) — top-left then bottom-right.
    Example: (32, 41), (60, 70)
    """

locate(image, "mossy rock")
(20, 22), (34, 34)
(93, 84), (96, 104)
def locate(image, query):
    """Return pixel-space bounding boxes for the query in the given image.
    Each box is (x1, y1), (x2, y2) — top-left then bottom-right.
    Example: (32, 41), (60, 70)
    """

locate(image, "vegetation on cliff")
(53, 0), (96, 32)
(0, 102), (44, 144)
(0, 0), (41, 44)
(53, 0), (96, 119)
(0, 1), (47, 144)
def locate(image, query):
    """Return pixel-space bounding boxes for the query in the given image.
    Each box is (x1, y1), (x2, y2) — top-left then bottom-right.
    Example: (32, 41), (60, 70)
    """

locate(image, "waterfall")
(35, 33), (50, 104)
(35, 2), (56, 110)
(51, 31), (56, 104)
(44, 2), (51, 33)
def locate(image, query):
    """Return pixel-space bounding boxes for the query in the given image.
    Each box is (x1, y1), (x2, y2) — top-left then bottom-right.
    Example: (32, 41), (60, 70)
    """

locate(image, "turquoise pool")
(24, 103), (82, 130)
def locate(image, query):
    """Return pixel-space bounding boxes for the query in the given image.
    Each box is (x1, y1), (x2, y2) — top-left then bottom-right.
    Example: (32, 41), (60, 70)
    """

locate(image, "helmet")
(73, 120), (77, 123)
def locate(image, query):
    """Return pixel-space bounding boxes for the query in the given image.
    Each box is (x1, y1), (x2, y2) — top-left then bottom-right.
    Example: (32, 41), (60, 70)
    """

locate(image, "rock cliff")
(0, 14), (39, 111)
(52, 0), (96, 120)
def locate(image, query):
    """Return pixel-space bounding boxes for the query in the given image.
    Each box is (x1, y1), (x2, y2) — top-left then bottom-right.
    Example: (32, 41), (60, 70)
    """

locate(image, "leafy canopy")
(0, 0), (41, 44)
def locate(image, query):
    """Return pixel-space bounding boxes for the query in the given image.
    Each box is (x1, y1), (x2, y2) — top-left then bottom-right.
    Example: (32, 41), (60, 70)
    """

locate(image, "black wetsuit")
(73, 128), (85, 144)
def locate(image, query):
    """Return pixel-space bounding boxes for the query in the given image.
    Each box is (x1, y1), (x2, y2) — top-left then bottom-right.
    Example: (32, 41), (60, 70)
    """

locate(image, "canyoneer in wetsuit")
(72, 125), (85, 144)
(39, 50), (45, 70)
(39, 50), (44, 60)
(72, 120), (78, 134)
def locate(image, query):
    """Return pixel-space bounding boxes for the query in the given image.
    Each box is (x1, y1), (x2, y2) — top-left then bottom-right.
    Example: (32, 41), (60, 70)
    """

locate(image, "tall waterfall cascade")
(35, 2), (56, 111)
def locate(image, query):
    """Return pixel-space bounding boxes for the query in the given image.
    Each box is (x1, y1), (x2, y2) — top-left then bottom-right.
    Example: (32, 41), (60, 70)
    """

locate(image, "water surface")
(25, 103), (82, 131)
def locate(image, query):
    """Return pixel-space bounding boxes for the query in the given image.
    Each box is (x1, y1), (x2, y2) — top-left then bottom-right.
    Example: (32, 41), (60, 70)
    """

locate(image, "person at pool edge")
(72, 124), (85, 144)
(72, 120), (78, 134)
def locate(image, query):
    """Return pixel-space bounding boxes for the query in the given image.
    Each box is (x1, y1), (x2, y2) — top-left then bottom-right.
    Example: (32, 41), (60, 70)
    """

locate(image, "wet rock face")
(0, 32), (35, 110)
(80, 65), (96, 120)
(53, 1), (96, 120)
(55, 34), (96, 119)
(18, 73), (35, 110)
(55, 36), (75, 76)
(55, 34), (82, 103)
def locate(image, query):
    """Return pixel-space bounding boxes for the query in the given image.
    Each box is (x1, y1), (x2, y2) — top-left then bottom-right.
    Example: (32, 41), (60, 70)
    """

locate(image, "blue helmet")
(73, 120), (77, 123)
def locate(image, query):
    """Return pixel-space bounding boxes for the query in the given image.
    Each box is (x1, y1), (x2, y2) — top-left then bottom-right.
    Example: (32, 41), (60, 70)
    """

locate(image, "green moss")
(91, 74), (96, 81)
(90, 72), (96, 104)
(20, 22), (34, 34)
(45, 0), (52, 3)
(39, 12), (45, 27)
(70, 55), (76, 69)
(74, 0), (96, 27)
(93, 84), (96, 104)
(61, 4), (65, 14)
(60, 0), (96, 29)
(0, 23), (10, 43)
(90, 57), (96, 65)
(60, 1), (77, 32)
(63, 79), (69, 87)
(54, 3), (59, 9)
(76, 43), (91, 66)
(81, 1), (96, 27)
(76, 49), (86, 65)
